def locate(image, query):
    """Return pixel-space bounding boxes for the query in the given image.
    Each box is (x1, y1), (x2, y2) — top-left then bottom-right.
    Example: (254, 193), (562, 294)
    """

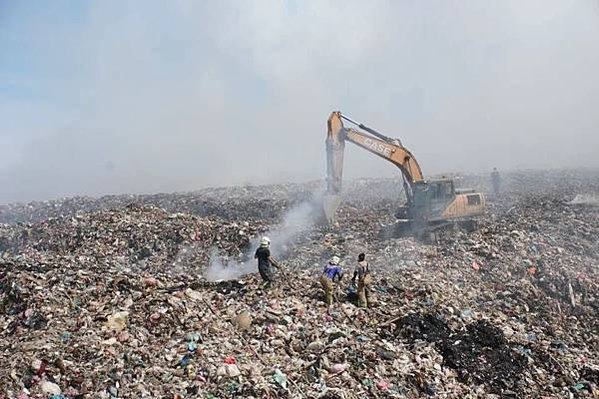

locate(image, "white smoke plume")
(569, 194), (599, 206)
(204, 249), (255, 282)
(203, 196), (321, 281)
(4, 1), (599, 205)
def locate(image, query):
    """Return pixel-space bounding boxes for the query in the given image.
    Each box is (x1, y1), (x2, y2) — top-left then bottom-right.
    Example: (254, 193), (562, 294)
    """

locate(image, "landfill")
(1, 169), (598, 398)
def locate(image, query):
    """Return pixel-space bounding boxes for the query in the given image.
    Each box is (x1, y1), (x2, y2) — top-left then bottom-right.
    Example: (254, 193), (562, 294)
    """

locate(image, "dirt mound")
(396, 312), (451, 343)
(397, 314), (527, 393)
(438, 321), (526, 393)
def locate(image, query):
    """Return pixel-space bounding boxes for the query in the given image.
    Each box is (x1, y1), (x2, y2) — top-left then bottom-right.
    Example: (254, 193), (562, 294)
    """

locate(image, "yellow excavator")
(323, 111), (485, 234)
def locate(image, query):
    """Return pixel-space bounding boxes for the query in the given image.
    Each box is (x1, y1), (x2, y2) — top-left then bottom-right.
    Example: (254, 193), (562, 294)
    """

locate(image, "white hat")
(260, 237), (271, 247)
(330, 256), (340, 265)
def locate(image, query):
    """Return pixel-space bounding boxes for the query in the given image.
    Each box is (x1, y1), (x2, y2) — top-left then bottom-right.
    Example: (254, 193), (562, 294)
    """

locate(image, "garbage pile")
(0, 183), (320, 225)
(1, 169), (598, 398)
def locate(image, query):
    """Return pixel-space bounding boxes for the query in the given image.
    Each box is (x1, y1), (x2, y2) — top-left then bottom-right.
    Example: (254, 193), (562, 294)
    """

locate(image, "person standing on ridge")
(491, 168), (501, 196)
(254, 237), (280, 288)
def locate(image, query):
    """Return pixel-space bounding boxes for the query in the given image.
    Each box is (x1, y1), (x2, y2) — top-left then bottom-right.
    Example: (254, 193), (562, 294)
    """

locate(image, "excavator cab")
(410, 180), (456, 221)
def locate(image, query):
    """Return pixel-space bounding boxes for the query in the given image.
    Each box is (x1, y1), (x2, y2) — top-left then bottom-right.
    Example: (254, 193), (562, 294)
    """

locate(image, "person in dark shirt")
(352, 253), (372, 308)
(254, 237), (280, 288)
(320, 256), (343, 306)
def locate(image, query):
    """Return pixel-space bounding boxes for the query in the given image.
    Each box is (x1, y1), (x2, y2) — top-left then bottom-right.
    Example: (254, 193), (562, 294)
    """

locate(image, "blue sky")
(1, 1), (599, 203)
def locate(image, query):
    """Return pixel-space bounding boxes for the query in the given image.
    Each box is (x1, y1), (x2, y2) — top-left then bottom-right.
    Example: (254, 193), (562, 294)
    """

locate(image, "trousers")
(319, 275), (334, 306)
(357, 274), (372, 308)
(258, 263), (273, 284)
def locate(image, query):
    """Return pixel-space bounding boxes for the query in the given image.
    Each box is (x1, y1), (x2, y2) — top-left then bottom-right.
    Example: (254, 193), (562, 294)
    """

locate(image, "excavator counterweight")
(323, 111), (485, 234)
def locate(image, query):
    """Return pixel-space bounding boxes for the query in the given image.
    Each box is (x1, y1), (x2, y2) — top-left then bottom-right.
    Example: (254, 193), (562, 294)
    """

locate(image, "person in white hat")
(254, 237), (280, 288)
(320, 255), (343, 306)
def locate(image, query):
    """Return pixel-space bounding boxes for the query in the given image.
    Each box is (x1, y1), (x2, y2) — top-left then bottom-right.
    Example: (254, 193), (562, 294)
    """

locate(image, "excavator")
(323, 111), (485, 235)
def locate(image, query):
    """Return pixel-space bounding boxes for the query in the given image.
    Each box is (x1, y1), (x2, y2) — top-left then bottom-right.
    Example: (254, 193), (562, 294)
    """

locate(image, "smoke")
(257, 200), (320, 256)
(2, 1), (599, 204)
(204, 249), (255, 282)
(203, 196), (321, 281)
(569, 194), (599, 206)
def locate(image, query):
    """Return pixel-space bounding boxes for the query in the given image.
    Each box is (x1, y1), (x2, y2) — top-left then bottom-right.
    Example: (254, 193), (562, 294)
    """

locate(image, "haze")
(2, 1), (599, 204)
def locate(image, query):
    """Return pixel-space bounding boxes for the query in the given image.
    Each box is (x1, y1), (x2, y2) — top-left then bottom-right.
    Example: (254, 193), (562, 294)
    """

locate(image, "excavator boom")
(323, 110), (485, 230)
(324, 111), (423, 223)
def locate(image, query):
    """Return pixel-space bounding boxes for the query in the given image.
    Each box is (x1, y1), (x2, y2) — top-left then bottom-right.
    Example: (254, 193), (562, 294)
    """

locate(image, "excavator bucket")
(322, 193), (342, 225)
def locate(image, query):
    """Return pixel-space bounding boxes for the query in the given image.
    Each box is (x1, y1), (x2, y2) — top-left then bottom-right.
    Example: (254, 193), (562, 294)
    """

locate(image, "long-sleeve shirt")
(255, 247), (271, 268)
(322, 264), (343, 281)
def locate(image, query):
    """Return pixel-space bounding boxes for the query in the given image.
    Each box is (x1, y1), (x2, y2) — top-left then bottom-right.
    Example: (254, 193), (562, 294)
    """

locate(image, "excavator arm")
(324, 111), (424, 223)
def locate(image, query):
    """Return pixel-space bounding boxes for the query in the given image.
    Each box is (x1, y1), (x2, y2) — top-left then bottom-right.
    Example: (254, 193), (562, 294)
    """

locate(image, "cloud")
(1, 0), (599, 203)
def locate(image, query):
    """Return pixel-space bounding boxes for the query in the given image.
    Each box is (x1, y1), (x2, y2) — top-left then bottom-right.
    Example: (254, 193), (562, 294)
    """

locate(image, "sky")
(1, 0), (599, 204)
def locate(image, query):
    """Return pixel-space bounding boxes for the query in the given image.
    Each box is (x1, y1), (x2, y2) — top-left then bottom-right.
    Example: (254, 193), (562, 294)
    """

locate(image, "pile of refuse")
(0, 183), (319, 225)
(1, 169), (598, 398)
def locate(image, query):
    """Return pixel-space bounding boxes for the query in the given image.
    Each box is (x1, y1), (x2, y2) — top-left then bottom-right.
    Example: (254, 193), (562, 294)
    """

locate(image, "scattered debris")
(1, 170), (598, 398)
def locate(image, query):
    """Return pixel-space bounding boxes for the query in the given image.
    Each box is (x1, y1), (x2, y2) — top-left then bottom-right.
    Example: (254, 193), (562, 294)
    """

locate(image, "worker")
(352, 253), (372, 308)
(320, 256), (343, 306)
(491, 168), (501, 195)
(254, 237), (280, 288)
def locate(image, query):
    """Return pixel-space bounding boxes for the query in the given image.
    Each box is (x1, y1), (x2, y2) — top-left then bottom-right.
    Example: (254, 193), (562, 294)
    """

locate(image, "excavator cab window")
(410, 183), (428, 214)
(467, 194), (481, 206)
(443, 182), (454, 198)
(429, 181), (455, 202)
